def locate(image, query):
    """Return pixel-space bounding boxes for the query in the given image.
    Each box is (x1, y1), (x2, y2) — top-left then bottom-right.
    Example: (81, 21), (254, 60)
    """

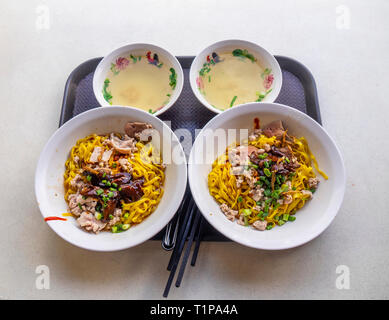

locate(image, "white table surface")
(0, 0), (388, 300)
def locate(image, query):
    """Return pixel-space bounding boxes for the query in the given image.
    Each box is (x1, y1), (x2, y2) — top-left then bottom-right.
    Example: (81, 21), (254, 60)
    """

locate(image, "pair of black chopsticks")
(163, 193), (204, 297)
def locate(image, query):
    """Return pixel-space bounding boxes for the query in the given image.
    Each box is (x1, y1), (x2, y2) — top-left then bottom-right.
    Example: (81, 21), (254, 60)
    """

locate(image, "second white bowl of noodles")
(188, 102), (345, 250)
(35, 106), (187, 251)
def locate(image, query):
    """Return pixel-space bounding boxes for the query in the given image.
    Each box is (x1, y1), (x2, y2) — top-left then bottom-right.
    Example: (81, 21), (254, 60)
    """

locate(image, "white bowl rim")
(92, 43), (184, 117)
(189, 39), (283, 114)
(35, 106), (188, 251)
(188, 102), (346, 250)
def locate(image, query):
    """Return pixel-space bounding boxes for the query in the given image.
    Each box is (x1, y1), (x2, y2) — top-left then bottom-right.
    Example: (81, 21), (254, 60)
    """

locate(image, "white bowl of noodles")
(188, 102), (345, 250)
(35, 106), (187, 251)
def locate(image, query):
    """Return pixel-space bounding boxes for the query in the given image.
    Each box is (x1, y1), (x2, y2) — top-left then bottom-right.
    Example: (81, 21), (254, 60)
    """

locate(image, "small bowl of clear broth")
(189, 40), (282, 113)
(93, 43), (184, 116)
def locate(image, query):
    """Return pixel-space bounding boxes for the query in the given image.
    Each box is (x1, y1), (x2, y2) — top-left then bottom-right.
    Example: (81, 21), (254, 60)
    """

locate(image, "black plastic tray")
(60, 55), (321, 242)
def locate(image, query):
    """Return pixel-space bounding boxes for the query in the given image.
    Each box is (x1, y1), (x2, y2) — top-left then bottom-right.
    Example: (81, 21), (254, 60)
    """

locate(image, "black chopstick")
(167, 194), (192, 271)
(163, 198), (196, 298)
(162, 191), (187, 250)
(175, 208), (201, 287)
(190, 216), (204, 267)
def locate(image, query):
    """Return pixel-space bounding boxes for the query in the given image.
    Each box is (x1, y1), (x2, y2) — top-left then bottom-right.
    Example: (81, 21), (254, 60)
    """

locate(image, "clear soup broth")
(197, 49), (274, 110)
(103, 51), (177, 114)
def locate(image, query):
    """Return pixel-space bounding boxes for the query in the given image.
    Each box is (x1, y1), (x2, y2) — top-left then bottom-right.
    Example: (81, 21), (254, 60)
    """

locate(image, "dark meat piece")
(82, 169), (100, 186)
(272, 162), (284, 172)
(112, 172), (132, 186)
(83, 166), (112, 186)
(103, 199), (118, 221)
(271, 146), (285, 157)
(80, 186), (98, 197)
(263, 120), (285, 139)
(277, 169), (290, 175)
(249, 153), (260, 165)
(124, 122), (153, 139)
(279, 147), (293, 159)
(270, 146), (293, 159)
(119, 179), (144, 202)
(284, 162), (301, 171)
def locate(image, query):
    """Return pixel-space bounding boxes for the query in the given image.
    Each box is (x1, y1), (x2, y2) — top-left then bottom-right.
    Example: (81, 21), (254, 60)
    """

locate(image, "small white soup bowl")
(93, 43), (184, 116)
(188, 102), (345, 250)
(35, 106), (187, 251)
(189, 39), (282, 114)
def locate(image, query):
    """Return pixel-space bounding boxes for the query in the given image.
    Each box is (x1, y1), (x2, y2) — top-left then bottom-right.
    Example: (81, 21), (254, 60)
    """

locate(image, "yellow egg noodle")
(208, 130), (328, 230)
(64, 133), (165, 231)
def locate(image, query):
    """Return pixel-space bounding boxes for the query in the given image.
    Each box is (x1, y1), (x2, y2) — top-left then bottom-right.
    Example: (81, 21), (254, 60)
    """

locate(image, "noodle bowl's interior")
(208, 118), (328, 231)
(64, 121), (165, 234)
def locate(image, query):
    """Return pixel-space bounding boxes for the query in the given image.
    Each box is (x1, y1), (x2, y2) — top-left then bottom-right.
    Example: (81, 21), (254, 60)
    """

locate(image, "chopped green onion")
(230, 95), (238, 108)
(108, 191), (114, 198)
(242, 209), (251, 216)
(282, 214), (289, 221)
(264, 168), (271, 177)
(110, 187), (116, 192)
(123, 213), (129, 219)
(264, 189), (272, 197)
(258, 153), (268, 159)
(278, 220), (285, 226)
(266, 224), (273, 230)
(102, 179), (107, 184)
(271, 190), (281, 199)
(112, 163), (117, 168)
(237, 196), (243, 202)
(122, 224), (130, 230)
(244, 216), (249, 226)
(264, 161), (270, 168)
(78, 203), (82, 210)
(251, 164), (258, 169)
(285, 157), (290, 163)
(102, 172), (106, 178)
(95, 212), (102, 220)
(281, 184), (289, 193)
(86, 175), (92, 182)
(112, 183), (118, 188)
(288, 216), (296, 221)
(111, 226), (118, 233)
(109, 214), (113, 220)
(106, 181), (111, 187)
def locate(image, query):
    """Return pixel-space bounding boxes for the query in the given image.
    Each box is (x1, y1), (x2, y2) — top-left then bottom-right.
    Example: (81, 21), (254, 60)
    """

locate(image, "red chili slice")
(44, 216), (67, 222)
